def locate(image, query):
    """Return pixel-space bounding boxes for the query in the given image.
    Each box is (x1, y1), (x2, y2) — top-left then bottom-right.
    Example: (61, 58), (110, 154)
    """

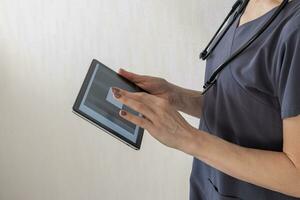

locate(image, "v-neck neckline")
(227, 2), (284, 60)
(235, 0), (293, 30)
(236, 6), (277, 30)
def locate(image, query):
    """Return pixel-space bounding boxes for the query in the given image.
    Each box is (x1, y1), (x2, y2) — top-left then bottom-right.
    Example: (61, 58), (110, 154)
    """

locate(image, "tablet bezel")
(72, 59), (144, 150)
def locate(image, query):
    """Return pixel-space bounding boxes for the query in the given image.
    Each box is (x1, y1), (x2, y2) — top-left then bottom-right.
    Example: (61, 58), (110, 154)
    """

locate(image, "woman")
(112, 0), (300, 199)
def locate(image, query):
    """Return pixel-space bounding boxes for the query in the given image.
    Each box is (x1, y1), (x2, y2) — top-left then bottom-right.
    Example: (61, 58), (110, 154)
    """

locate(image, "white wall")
(0, 1), (232, 200)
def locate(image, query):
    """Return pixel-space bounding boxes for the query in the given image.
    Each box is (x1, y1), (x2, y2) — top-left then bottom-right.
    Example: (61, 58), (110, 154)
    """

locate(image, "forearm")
(185, 129), (300, 198)
(169, 84), (203, 118)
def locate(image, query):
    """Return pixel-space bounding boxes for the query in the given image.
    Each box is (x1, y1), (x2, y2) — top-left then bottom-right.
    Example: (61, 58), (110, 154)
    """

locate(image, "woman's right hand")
(118, 68), (178, 107)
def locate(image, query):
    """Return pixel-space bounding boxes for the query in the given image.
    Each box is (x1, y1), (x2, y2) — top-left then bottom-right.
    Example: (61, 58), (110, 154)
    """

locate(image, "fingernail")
(120, 110), (127, 116)
(112, 87), (120, 94)
(114, 93), (121, 98)
(112, 88), (121, 98)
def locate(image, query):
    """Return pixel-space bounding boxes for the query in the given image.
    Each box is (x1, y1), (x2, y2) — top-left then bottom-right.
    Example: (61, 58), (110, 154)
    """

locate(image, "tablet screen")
(73, 60), (144, 149)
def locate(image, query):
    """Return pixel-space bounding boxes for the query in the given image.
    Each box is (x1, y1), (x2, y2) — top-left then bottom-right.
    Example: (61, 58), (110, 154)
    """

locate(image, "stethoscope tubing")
(200, 0), (246, 60)
(201, 0), (289, 95)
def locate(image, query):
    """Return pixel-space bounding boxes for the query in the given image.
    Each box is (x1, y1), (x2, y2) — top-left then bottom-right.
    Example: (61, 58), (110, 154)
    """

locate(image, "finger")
(116, 87), (167, 113)
(118, 68), (147, 83)
(112, 88), (156, 120)
(119, 110), (152, 129)
(112, 87), (156, 112)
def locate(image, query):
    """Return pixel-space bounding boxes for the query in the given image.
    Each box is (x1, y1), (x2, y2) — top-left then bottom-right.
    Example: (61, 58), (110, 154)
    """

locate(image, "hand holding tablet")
(73, 59), (196, 152)
(73, 59), (145, 150)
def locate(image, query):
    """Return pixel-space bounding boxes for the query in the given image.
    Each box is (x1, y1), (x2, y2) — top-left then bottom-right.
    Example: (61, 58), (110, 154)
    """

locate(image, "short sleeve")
(276, 27), (300, 119)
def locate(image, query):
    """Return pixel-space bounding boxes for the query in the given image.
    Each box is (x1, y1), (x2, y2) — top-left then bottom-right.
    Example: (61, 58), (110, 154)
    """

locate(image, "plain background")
(0, 0), (232, 199)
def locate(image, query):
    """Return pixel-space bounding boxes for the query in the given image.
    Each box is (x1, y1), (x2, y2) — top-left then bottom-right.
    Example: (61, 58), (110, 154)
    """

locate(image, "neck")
(239, 0), (284, 26)
(249, 0), (283, 6)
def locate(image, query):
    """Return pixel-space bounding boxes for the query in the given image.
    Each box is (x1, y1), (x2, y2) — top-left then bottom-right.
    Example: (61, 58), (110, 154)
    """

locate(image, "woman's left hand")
(111, 87), (197, 151)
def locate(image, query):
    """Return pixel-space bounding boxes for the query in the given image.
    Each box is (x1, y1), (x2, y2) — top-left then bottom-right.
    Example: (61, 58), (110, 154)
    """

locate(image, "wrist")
(181, 127), (206, 157)
(168, 84), (203, 117)
(167, 83), (186, 110)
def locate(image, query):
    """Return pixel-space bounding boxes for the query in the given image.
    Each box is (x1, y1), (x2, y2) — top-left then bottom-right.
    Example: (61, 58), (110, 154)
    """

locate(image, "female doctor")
(112, 0), (300, 199)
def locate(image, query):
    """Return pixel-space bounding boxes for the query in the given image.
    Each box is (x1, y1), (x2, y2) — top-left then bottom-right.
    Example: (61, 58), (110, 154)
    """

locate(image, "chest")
(204, 17), (284, 108)
(201, 17), (285, 148)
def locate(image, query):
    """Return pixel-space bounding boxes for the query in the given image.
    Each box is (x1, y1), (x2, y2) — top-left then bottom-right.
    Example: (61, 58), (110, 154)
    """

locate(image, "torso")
(190, 1), (300, 199)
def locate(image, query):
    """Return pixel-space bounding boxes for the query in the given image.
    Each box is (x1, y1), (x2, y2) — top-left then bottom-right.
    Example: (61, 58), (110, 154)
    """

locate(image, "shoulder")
(280, 1), (300, 39)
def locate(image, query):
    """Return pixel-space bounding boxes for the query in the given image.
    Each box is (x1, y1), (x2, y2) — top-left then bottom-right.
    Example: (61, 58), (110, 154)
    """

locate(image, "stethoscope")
(200, 0), (289, 95)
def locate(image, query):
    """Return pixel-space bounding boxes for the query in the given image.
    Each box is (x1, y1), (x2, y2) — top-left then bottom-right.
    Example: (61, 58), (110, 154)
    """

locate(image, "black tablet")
(73, 59), (145, 150)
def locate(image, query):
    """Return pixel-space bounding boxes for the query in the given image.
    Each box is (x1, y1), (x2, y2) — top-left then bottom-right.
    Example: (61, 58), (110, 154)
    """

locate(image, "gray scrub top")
(190, 1), (300, 200)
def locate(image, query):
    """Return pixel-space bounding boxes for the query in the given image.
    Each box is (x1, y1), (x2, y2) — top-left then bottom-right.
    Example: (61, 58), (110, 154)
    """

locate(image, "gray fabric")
(190, 1), (300, 200)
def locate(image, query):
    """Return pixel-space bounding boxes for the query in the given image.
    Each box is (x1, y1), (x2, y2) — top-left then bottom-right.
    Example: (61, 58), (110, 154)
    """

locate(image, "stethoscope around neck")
(200, 0), (289, 95)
